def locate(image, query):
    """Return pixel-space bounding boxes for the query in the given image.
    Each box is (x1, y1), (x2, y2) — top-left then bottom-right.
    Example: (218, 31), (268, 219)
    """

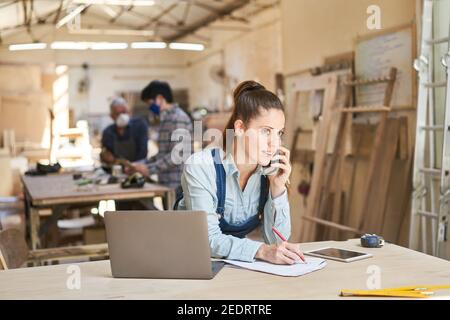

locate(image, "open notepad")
(223, 257), (327, 277)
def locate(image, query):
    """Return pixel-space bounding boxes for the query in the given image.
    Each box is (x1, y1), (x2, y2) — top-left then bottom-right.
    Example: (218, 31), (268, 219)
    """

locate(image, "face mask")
(149, 102), (160, 116)
(115, 113), (130, 128)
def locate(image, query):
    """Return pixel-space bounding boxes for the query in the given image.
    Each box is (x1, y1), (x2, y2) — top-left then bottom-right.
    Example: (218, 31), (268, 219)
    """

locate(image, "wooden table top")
(1, 239), (450, 300)
(21, 174), (172, 206)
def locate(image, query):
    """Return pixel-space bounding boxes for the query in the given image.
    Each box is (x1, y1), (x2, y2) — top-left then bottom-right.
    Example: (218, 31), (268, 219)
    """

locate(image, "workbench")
(1, 239), (449, 299)
(21, 174), (175, 249)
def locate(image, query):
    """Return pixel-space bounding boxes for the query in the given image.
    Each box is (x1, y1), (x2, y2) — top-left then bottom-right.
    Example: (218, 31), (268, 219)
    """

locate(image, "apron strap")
(258, 175), (269, 216)
(113, 127), (137, 162)
(211, 149), (226, 215)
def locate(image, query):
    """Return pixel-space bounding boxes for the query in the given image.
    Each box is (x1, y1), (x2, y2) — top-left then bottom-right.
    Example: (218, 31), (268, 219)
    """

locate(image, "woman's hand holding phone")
(267, 146), (292, 198)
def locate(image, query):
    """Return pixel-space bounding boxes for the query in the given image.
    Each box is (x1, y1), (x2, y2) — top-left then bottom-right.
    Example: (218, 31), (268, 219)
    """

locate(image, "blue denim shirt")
(178, 148), (291, 262)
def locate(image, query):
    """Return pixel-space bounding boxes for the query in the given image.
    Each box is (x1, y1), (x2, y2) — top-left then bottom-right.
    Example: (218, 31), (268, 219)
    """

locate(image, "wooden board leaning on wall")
(284, 41), (416, 245)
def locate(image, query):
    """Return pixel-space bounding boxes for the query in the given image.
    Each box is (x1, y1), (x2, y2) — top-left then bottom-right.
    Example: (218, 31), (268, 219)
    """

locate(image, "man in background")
(129, 81), (192, 193)
(101, 97), (148, 165)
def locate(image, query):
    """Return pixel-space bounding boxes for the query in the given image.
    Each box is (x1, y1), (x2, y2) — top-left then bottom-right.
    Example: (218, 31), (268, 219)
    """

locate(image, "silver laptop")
(104, 210), (224, 279)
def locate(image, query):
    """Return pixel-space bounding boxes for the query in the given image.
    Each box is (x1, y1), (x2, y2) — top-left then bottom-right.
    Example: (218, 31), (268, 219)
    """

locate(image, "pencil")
(271, 226), (306, 263)
(271, 226), (287, 241)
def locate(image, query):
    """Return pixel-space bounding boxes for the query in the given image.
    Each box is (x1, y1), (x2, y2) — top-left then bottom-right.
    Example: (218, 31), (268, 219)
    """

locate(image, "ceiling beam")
(166, 0), (250, 42)
(22, 0), (28, 26)
(83, 10), (143, 30)
(110, 6), (127, 23)
(0, 0), (54, 41)
(0, 0), (20, 10)
(53, 0), (64, 24)
(192, 1), (220, 14)
(154, 3), (180, 25)
(137, 3), (178, 30)
(180, 0), (192, 26)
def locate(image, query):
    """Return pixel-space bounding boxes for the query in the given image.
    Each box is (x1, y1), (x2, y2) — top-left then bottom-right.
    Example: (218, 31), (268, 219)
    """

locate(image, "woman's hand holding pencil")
(254, 227), (306, 265)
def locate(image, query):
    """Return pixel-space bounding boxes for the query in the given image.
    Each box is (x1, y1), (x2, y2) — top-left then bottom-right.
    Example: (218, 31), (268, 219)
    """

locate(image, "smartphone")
(262, 150), (280, 176)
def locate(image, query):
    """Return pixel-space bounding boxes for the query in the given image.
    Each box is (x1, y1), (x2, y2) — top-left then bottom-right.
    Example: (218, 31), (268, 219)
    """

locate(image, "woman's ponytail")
(222, 80), (283, 151)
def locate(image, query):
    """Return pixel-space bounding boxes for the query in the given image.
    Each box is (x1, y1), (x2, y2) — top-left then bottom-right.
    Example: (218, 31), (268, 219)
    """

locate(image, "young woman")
(177, 80), (304, 264)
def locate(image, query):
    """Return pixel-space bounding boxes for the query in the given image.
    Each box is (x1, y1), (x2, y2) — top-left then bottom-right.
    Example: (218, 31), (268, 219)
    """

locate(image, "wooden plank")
(314, 126), (364, 242)
(326, 71), (354, 154)
(382, 157), (413, 244)
(397, 117), (409, 160)
(29, 207), (41, 250)
(328, 158), (345, 240)
(29, 190), (170, 207)
(313, 74), (353, 240)
(356, 68), (398, 234)
(359, 118), (401, 234)
(339, 132), (365, 240)
(0, 228), (29, 269)
(288, 70), (351, 242)
(301, 216), (364, 234)
(316, 135), (345, 240)
(0, 148), (14, 197)
(303, 75), (339, 241)
(0, 228), (108, 269)
(0, 254), (5, 270)
(344, 77), (395, 86)
(341, 106), (391, 113)
(315, 189), (335, 240)
(288, 161), (310, 242)
(29, 243), (108, 262)
(307, 68), (398, 240)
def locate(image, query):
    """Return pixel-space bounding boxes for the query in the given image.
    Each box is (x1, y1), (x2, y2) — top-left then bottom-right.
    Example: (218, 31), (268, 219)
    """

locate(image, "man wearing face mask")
(129, 81), (192, 192)
(101, 97), (149, 165)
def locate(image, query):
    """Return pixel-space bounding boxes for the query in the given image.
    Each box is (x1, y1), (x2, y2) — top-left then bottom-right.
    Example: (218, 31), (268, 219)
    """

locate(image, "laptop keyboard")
(211, 261), (225, 277)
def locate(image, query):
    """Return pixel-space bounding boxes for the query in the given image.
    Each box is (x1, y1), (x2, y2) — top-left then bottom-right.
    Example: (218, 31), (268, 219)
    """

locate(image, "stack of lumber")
(286, 69), (414, 247)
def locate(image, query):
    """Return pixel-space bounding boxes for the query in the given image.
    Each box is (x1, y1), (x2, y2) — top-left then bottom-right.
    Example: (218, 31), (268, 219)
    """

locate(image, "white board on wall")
(355, 24), (416, 108)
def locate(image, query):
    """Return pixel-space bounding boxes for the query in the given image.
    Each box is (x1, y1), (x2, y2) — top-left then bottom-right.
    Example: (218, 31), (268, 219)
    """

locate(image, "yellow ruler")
(340, 285), (450, 298)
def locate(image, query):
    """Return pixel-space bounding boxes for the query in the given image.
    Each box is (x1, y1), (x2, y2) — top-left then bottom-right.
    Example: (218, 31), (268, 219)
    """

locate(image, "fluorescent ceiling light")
(169, 42), (205, 51)
(51, 41), (91, 50)
(73, 0), (155, 6)
(90, 42), (128, 50)
(131, 42), (167, 49)
(69, 28), (155, 37)
(9, 43), (47, 51)
(50, 41), (127, 50)
(56, 5), (87, 29)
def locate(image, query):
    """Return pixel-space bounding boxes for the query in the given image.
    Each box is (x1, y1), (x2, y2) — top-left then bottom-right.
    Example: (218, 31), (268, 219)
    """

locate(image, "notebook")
(223, 257), (327, 277)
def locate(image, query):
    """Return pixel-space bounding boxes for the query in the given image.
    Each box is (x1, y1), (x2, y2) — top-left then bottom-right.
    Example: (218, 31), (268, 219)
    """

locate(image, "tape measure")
(361, 234), (385, 248)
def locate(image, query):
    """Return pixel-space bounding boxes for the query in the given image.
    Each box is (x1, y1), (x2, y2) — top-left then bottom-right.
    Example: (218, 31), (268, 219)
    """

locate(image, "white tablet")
(304, 247), (372, 263)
